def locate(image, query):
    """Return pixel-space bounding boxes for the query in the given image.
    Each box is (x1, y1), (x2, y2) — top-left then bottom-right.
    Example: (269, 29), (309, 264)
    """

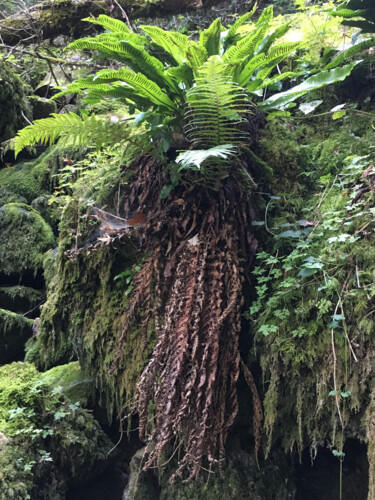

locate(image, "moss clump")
(40, 361), (95, 407)
(0, 203), (54, 275)
(0, 286), (43, 313)
(0, 187), (27, 206)
(0, 62), (31, 144)
(0, 144), (86, 204)
(0, 362), (113, 499)
(0, 309), (33, 363)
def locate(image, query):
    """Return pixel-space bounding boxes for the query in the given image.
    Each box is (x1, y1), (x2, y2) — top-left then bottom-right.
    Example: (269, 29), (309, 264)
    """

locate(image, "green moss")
(30, 96), (57, 120)
(0, 309), (33, 364)
(0, 144), (86, 204)
(157, 449), (294, 500)
(0, 187), (27, 206)
(0, 361), (113, 499)
(0, 286), (43, 313)
(0, 62), (31, 144)
(0, 203), (54, 275)
(41, 361), (94, 407)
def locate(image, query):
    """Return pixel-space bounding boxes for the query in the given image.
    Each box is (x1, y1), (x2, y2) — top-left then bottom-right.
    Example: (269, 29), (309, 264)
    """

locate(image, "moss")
(0, 361), (113, 499)
(40, 361), (95, 407)
(0, 187), (27, 206)
(0, 144), (86, 204)
(30, 95), (57, 120)
(0, 309), (33, 363)
(156, 449), (295, 500)
(0, 285), (43, 313)
(0, 203), (54, 275)
(0, 62), (31, 144)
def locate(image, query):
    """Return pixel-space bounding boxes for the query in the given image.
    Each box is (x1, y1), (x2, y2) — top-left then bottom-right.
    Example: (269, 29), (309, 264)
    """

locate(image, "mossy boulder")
(0, 309), (33, 363)
(40, 361), (95, 407)
(0, 62), (31, 145)
(0, 362), (113, 499)
(0, 145), (85, 204)
(0, 203), (54, 276)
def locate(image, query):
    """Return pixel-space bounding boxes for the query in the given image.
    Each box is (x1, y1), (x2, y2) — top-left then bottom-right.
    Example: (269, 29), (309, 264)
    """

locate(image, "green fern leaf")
(224, 4), (258, 48)
(324, 39), (374, 70)
(185, 56), (250, 148)
(94, 69), (176, 110)
(261, 61), (359, 111)
(199, 18), (223, 57)
(238, 42), (300, 87)
(176, 144), (237, 171)
(14, 113), (132, 157)
(82, 15), (130, 33)
(186, 41), (208, 75)
(140, 26), (188, 65)
(223, 17), (272, 63)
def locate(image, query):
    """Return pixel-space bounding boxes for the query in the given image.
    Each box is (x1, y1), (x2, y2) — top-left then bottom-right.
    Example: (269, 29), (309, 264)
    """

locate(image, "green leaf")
(186, 41), (208, 75)
(324, 39), (374, 70)
(332, 111), (347, 120)
(82, 14), (130, 33)
(176, 144), (237, 171)
(141, 25), (188, 64)
(95, 69), (176, 110)
(199, 18), (223, 56)
(261, 62), (360, 111)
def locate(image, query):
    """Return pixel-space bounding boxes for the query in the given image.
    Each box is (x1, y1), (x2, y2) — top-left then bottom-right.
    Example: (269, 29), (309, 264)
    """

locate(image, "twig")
(112, 0), (133, 32)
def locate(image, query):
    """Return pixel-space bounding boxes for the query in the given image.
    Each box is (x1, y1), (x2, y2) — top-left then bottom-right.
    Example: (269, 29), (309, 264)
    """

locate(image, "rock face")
(0, 0), (216, 46)
(0, 62), (31, 144)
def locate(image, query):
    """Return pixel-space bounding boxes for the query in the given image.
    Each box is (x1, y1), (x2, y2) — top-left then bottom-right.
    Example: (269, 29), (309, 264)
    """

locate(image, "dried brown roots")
(111, 157), (261, 481)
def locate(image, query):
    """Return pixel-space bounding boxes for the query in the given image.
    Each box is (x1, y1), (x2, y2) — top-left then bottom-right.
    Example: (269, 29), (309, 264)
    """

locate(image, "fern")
(140, 26), (188, 65)
(176, 144), (237, 171)
(199, 18), (223, 57)
(185, 56), (250, 149)
(82, 14), (130, 33)
(238, 42), (301, 87)
(93, 69), (177, 110)
(14, 113), (131, 157)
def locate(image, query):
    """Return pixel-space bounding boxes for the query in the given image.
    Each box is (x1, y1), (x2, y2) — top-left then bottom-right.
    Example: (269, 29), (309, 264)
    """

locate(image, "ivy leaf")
(332, 314), (345, 321)
(297, 268), (317, 277)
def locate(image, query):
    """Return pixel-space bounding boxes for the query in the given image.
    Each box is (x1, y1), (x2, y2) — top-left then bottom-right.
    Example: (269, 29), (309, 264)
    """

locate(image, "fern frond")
(186, 41), (208, 75)
(140, 26), (188, 65)
(238, 42), (300, 87)
(224, 4), (258, 48)
(176, 144), (237, 171)
(199, 18), (223, 57)
(14, 113), (132, 157)
(185, 56), (250, 149)
(94, 69), (177, 110)
(82, 15), (130, 33)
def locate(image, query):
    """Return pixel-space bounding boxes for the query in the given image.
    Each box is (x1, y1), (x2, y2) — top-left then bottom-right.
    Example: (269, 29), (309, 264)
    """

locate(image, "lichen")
(0, 203), (55, 276)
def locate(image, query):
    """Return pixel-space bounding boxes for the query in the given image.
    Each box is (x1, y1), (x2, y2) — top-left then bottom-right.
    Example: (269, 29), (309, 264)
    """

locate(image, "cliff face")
(0, 1), (374, 499)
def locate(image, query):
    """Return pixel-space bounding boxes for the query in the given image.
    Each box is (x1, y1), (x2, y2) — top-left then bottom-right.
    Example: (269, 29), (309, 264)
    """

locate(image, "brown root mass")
(111, 157), (260, 481)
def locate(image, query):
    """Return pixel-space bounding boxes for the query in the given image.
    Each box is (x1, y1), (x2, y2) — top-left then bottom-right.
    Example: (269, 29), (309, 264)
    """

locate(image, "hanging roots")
(111, 157), (261, 481)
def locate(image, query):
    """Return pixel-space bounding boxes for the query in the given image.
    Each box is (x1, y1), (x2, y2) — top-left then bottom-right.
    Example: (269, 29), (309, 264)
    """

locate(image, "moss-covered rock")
(0, 309), (33, 363)
(0, 361), (113, 499)
(30, 95), (57, 120)
(41, 361), (95, 407)
(0, 203), (54, 276)
(0, 62), (31, 145)
(0, 145), (85, 204)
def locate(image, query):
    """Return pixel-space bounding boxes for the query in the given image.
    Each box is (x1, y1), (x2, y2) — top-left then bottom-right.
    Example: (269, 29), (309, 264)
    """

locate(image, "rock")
(0, 309), (33, 363)
(0, 203), (54, 277)
(0, 62), (32, 145)
(123, 447), (160, 500)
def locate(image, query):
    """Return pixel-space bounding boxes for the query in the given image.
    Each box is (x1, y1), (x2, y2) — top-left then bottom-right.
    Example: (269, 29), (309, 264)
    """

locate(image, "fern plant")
(14, 7), (359, 180)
